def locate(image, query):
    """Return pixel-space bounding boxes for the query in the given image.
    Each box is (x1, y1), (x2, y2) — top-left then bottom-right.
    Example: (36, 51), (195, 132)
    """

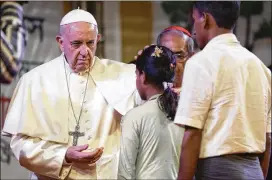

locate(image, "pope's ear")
(56, 35), (64, 52)
(96, 34), (101, 43)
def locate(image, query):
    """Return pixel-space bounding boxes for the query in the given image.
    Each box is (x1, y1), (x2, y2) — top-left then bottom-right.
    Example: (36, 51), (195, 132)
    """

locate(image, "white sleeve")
(10, 134), (72, 179)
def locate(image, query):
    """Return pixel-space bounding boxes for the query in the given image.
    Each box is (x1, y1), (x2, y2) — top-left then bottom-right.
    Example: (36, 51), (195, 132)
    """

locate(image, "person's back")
(118, 45), (184, 179)
(189, 33), (271, 157)
(122, 98), (183, 179)
(174, 2), (271, 179)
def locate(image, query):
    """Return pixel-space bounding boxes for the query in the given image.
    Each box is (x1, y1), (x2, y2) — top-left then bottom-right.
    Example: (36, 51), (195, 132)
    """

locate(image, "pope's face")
(56, 22), (101, 73)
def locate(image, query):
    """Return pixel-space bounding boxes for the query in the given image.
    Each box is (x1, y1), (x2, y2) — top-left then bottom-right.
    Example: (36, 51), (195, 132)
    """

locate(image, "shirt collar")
(148, 94), (161, 101)
(204, 33), (240, 49)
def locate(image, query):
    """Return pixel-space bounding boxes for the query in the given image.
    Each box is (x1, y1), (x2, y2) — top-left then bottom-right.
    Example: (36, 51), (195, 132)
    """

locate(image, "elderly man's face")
(160, 32), (193, 88)
(56, 22), (100, 73)
(160, 32), (190, 65)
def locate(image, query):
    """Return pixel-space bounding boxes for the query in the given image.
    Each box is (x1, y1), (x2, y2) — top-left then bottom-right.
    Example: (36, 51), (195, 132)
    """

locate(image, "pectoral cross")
(69, 125), (85, 146)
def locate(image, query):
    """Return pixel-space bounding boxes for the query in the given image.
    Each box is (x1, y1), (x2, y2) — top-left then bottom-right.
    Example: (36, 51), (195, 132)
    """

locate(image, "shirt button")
(84, 109), (88, 113)
(88, 135), (92, 140)
(80, 80), (85, 84)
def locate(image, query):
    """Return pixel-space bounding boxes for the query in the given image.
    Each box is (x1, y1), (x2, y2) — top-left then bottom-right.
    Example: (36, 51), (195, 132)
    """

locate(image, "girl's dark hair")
(136, 45), (178, 121)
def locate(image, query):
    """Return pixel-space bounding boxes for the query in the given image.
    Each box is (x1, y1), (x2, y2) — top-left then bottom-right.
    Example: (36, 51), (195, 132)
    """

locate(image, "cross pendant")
(69, 125), (85, 146)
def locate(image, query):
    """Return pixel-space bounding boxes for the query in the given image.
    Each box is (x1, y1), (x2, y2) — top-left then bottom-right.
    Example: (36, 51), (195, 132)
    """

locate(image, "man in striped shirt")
(1, 1), (27, 84)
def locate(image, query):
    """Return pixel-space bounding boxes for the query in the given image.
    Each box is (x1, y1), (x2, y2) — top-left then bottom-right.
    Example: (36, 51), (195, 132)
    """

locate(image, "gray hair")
(157, 29), (194, 54)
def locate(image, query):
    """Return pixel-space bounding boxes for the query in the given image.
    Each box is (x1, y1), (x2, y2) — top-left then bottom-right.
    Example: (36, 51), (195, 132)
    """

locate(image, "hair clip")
(163, 82), (173, 90)
(151, 46), (163, 58)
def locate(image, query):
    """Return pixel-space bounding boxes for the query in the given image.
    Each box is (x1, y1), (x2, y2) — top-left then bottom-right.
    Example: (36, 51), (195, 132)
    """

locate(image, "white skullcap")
(60, 8), (97, 26)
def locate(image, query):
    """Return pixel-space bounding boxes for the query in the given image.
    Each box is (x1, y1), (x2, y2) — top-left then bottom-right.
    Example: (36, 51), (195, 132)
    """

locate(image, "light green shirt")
(118, 94), (184, 179)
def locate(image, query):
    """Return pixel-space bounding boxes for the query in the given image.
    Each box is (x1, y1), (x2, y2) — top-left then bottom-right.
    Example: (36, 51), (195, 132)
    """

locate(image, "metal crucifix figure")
(69, 125), (85, 146)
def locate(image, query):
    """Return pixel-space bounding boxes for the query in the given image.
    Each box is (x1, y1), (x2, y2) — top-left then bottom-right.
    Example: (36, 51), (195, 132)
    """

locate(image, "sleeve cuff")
(174, 115), (204, 129)
(58, 147), (72, 179)
(62, 151), (72, 166)
(63, 158), (72, 166)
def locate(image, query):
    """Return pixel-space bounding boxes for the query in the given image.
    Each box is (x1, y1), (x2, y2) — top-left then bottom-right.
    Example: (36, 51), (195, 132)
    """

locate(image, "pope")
(2, 8), (141, 179)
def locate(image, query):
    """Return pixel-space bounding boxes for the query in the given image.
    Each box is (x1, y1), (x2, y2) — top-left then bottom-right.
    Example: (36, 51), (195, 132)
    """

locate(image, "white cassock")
(2, 54), (141, 179)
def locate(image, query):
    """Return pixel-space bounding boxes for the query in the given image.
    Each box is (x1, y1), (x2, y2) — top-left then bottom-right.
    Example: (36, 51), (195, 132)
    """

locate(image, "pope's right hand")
(65, 144), (104, 164)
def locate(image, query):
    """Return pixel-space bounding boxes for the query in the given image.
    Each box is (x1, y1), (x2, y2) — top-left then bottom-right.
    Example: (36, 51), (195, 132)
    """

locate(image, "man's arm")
(259, 103), (271, 179)
(10, 134), (71, 179)
(178, 126), (202, 180)
(259, 133), (271, 179)
(174, 57), (213, 180)
(118, 114), (139, 179)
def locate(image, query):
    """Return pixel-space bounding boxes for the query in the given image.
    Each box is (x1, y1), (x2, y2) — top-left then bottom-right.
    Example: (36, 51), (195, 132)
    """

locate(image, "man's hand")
(171, 87), (181, 94)
(134, 44), (154, 60)
(65, 144), (104, 164)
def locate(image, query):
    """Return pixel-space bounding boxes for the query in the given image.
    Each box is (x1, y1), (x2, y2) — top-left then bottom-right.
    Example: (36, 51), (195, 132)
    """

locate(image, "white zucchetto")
(60, 8), (97, 26)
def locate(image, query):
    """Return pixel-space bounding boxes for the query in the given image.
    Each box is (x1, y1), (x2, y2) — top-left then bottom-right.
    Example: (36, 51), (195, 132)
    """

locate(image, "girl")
(118, 45), (184, 179)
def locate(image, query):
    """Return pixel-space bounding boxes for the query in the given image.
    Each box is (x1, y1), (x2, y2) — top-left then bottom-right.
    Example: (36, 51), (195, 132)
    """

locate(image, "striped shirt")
(0, 1), (27, 84)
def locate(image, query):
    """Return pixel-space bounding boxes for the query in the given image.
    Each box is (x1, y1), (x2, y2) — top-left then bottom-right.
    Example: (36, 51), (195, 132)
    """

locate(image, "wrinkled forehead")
(160, 31), (189, 52)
